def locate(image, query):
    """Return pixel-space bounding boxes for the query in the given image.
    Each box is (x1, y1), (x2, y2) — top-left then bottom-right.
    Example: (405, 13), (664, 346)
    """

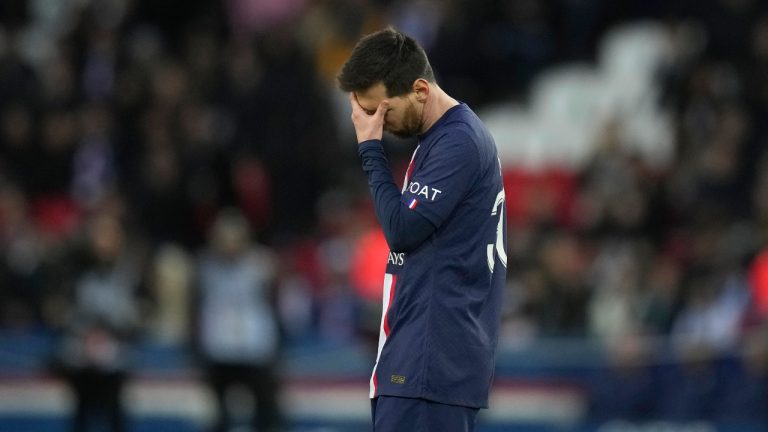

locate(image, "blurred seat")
(486, 22), (675, 172)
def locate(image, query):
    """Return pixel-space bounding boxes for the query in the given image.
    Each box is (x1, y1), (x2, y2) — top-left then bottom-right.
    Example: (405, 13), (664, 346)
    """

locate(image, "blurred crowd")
(2, 0), (768, 427)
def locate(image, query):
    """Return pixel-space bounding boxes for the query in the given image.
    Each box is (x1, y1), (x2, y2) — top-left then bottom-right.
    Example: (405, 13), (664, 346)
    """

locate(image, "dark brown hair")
(337, 27), (435, 97)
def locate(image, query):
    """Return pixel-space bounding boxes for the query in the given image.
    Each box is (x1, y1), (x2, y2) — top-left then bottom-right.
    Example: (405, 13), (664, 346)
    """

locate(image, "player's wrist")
(356, 130), (383, 143)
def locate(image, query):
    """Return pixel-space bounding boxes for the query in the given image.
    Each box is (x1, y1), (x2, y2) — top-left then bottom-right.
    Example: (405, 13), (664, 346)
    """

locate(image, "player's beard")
(388, 100), (423, 138)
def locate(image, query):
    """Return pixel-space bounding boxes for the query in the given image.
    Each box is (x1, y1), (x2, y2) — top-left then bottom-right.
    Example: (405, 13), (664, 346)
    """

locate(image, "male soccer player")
(338, 28), (508, 432)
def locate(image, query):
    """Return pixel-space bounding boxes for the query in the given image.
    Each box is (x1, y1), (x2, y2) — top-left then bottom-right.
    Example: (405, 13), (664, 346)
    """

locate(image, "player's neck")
(420, 85), (459, 133)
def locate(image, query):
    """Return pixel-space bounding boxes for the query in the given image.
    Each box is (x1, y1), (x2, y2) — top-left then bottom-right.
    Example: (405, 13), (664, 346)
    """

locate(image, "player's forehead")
(355, 82), (389, 112)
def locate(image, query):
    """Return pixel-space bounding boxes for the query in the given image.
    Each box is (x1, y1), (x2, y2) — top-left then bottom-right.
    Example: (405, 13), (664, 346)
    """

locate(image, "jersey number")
(487, 190), (508, 273)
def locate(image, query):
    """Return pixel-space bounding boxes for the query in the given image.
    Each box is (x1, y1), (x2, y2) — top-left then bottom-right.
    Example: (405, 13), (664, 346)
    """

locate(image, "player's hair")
(337, 27), (435, 97)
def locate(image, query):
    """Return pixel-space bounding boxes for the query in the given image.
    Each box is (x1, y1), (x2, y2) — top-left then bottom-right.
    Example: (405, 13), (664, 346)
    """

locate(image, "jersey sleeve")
(358, 140), (438, 252)
(402, 129), (480, 228)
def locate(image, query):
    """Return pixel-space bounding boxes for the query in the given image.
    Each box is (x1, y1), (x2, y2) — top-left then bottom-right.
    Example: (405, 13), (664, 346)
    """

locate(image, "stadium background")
(1, 0), (768, 431)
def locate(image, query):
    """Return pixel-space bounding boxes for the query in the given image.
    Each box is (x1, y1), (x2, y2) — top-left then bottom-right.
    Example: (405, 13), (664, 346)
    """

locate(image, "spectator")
(194, 208), (283, 432)
(637, 254), (684, 335)
(147, 244), (193, 345)
(56, 212), (145, 432)
(588, 240), (646, 340)
(536, 231), (591, 337)
(0, 182), (48, 327)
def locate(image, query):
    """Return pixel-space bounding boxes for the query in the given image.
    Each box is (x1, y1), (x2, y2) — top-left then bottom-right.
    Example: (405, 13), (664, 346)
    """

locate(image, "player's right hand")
(349, 92), (389, 144)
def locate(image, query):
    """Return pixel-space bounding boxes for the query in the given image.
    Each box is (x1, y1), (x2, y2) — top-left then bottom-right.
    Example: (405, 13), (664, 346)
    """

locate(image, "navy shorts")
(371, 395), (479, 432)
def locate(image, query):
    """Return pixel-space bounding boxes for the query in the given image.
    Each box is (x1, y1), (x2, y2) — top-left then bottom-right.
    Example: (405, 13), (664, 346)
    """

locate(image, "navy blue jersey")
(359, 103), (507, 408)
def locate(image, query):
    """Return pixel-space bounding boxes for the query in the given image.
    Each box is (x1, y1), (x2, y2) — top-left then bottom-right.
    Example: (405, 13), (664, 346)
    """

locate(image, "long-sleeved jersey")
(359, 103), (507, 408)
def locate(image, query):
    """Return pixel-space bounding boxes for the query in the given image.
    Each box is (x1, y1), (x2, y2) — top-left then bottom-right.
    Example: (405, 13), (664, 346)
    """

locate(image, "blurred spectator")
(71, 104), (119, 210)
(637, 254), (684, 335)
(316, 270), (361, 345)
(387, 0), (446, 51)
(535, 231), (591, 337)
(147, 244), (192, 344)
(588, 240), (646, 340)
(194, 208), (282, 432)
(0, 102), (37, 192)
(0, 182), (48, 327)
(670, 232), (751, 352)
(34, 108), (78, 197)
(132, 126), (198, 247)
(275, 248), (315, 343)
(226, 0), (309, 37)
(231, 154), (272, 236)
(578, 119), (654, 237)
(313, 190), (368, 345)
(56, 212), (145, 432)
(0, 31), (38, 103)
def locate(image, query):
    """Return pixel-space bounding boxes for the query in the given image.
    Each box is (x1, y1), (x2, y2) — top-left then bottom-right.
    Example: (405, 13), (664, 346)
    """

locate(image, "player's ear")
(412, 79), (429, 103)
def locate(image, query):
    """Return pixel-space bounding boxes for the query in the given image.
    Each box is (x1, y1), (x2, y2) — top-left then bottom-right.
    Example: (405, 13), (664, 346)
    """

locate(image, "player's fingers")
(375, 99), (389, 119)
(348, 92), (362, 114)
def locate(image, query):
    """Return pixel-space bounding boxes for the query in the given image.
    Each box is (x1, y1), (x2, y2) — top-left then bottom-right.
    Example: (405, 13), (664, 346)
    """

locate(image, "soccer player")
(338, 27), (508, 432)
